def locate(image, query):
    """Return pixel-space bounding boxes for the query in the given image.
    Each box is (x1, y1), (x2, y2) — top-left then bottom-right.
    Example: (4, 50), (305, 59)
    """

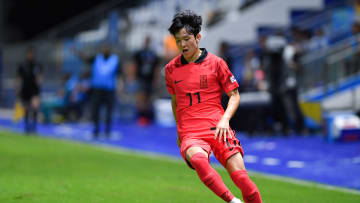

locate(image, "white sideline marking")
(353, 157), (360, 164)
(244, 155), (258, 163)
(287, 161), (305, 168)
(262, 157), (280, 166)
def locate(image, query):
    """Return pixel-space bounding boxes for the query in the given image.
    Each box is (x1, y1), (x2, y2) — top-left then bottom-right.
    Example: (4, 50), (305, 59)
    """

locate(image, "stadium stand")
(1, 0), (360, 134)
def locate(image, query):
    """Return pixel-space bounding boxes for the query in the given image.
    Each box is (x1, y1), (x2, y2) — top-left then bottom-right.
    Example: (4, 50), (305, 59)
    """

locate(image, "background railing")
(301, 34), (360, 91)
(300, 33), (360, 111)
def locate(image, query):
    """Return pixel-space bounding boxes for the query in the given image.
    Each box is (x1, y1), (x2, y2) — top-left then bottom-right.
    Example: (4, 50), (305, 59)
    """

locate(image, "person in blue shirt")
(63, 72), (91, 121)
(74, 44), (121, 138)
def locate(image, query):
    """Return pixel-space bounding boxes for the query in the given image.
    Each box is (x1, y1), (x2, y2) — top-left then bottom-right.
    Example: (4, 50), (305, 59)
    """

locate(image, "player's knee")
(190, 152), (210, 173)
(190, 152), (208, 167)
(226, 153), (246, 172)
(185, 147), (207, 161)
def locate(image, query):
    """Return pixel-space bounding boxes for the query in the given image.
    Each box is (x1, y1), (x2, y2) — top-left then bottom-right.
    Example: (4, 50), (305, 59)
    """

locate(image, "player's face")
(174, 27), (201, 61)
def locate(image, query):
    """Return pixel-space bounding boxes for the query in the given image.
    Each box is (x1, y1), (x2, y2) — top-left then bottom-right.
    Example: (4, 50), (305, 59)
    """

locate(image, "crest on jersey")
(200, 75), (208, 89)
(230, 75), (237, 83)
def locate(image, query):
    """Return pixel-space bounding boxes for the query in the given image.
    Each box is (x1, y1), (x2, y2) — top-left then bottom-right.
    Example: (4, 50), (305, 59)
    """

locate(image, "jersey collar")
(181, 48), (208, 65)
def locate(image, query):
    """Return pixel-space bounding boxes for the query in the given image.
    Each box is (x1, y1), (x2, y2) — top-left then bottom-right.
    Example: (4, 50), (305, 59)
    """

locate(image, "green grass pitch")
(0, 131), (359, 203)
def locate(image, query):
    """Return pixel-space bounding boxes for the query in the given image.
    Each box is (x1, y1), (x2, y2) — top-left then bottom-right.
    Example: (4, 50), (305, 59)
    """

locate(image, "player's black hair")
(168, 10), (202, 37)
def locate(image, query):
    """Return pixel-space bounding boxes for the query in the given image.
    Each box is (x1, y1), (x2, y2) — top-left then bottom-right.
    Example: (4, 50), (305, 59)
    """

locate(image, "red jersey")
(165, 49), (239, 138)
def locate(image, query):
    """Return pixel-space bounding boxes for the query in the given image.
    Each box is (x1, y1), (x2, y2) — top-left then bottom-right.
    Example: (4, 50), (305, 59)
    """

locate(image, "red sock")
(190, 153), (234, 202)
(230, 170), (262, 203)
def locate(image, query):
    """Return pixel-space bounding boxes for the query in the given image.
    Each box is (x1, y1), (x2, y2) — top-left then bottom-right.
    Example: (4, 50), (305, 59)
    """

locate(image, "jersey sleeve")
(217, 58), (239, 93)
(165, 65), (175, 95)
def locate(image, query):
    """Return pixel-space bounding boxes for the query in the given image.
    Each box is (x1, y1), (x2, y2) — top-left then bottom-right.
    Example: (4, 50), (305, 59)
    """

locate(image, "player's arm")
(215, 88), (240, 142)
(170, 94), (181, 147)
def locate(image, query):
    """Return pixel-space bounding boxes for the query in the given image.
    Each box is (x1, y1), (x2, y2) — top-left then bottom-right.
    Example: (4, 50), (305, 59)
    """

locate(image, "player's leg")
(185, 146), (235, 202)
(226, 153), (262, 203)
(91, 90), (102, 138)
(104, 90), (114, 137)
(30, 95), (40, 132)
(22, 101), (31, 134)
(211, 134), (261, 203)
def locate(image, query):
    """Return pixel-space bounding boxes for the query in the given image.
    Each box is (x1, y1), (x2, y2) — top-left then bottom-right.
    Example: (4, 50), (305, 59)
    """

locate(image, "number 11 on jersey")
(186, 92), (201, 106)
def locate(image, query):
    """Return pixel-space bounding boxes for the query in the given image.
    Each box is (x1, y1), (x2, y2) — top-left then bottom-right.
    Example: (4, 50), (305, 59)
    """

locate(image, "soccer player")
(165, 10), (262, 203)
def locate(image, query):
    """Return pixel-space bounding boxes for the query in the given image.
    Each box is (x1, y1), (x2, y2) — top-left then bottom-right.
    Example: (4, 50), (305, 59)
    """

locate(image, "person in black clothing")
(133, 36), (160, 124)
(263, 34), (290, 135)
(16, 47), (43, 134)
(283, 40), (306, 134)
(74, 44), (120, 138)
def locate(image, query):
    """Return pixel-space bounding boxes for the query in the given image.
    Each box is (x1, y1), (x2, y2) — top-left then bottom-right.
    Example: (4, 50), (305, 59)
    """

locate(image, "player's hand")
(214, 117), (232, 143)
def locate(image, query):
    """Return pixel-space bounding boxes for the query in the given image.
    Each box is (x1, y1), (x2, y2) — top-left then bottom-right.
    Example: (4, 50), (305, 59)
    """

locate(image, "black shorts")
(20, 87), (39, 102)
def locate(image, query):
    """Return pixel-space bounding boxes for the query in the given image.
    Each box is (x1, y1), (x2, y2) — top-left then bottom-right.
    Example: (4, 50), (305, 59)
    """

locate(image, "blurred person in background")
(16, 47), (43, 134)
(308, 28), (329, 51)
(263, 32), (290, 135)
(163, 34), (180, 62)
(74, 44), (121, 139)
(117, 60), (140, 121)
(62, 71), (91, 122)
(283, 40), (306, 134)
(243, 50), (263, 92)
(133, 36), (160, 125)
(166, 10), (262, 203)
(218, 41), (233, 72)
